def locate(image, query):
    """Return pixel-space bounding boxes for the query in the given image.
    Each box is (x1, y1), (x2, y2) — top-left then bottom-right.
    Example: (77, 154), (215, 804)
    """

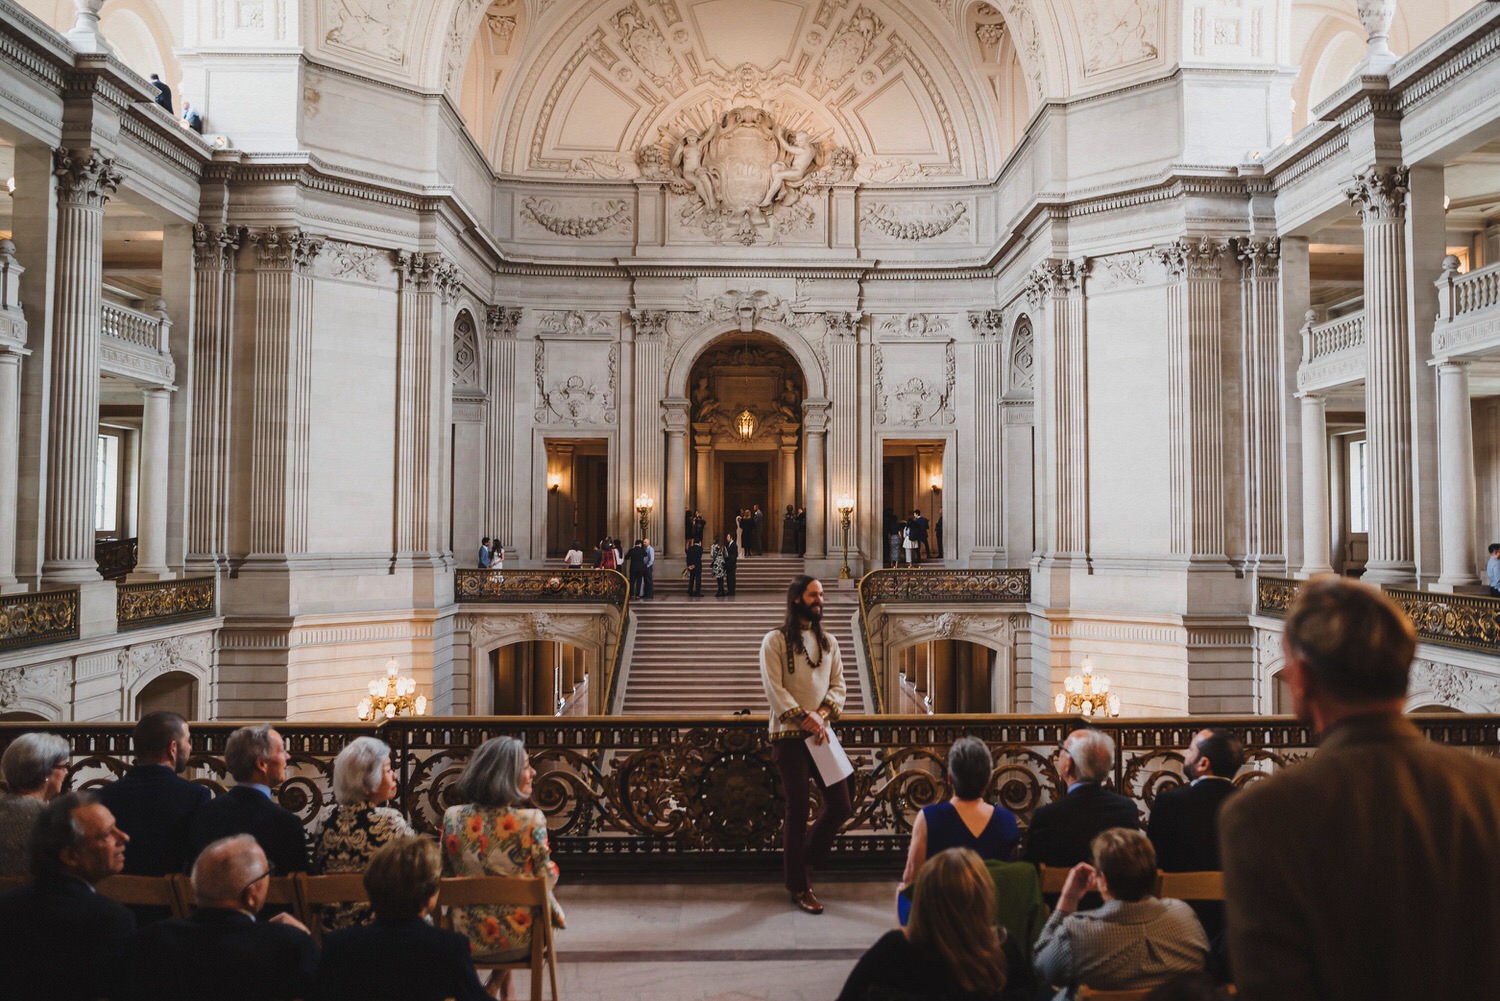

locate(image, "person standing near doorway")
(759, 575), (850, 915)
(686, 537), (703, 597)
(724, 532), (739, 596)
(643, 538), (656, 600)
(478, 537), (491, 570)
(751, 504), (765, 557)
(711, 538), (728, 596)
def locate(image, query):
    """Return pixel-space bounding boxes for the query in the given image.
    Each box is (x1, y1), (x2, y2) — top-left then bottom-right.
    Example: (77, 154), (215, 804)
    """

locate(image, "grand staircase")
(616, 554), (869, 715)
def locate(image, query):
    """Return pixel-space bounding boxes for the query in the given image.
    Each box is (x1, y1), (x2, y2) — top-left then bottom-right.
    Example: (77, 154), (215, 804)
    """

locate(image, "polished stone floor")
(512, 877), (896, 1000)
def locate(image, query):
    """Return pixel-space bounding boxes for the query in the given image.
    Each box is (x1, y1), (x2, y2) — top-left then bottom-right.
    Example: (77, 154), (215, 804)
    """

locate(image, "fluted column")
(968, 310), (1006, 559)
(1436, 361), (1480, 588)
(692, 428), (712, 515)
(484, 307), (521, 555)
(803, 400), (829, 558)
(0, 350), (24, 589)
(130, 387), (172, 579)
(1298, 392), (1334, 577)
(187, 224), (241, 572)
(1236, 237), (1285, 570)
(662, 399), (689, 557)
(1028, 259), (1089, 560)
(1347, 166), (1414, 584)
(779, 433), (798, 528)
(394, 251), (456, 563)
(44, 148), (121, 583)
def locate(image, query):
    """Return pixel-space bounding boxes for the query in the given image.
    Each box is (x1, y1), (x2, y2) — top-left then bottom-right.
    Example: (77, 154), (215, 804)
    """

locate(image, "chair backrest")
(97, 874), (190, 918)
(261, 874), (300, 909)
(1037, 864), (1070, 895)
(296, 873), (371, 945)
(1077, 988), (1153, 1000)
(984, 860), (1047, 962)
(437, 874), (547, 912)
(1159, 870), (1225, 902)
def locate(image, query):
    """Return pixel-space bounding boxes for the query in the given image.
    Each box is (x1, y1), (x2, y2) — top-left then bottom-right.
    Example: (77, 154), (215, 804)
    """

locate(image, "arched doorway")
(135, 671), (199, 719)
(687, 334), (805, 551)
(490, 639), (591, 716)
(891, 639), (1008, 713)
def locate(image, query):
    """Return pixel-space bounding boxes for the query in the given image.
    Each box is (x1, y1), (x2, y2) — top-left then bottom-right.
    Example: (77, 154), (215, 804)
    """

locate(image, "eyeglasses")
(241, 862), (276, 897)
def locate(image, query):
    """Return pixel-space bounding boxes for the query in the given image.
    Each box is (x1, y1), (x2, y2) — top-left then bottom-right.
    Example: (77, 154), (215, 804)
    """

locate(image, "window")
(1347, 438), (1368, 534)
(96, 433), (119, 533)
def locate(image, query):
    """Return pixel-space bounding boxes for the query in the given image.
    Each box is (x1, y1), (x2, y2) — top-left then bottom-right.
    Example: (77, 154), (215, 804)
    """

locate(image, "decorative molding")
(250, 228), (324, 272)
(53, 148), (124, 208)
(1154, 237), (1229, 280)
(0, 661), (69, 712)
(969, 310), (1004, 338)
(536, 310), (617, 338)
(1345, 165), (1410, 222)
(519, 198), (632, 239)
(486, 306), (522, 339)
(120, 632), (213, 688)
(862, 201), (969, 241)
(1234, 237), (1281, 279)
(324, 240), (387, 283)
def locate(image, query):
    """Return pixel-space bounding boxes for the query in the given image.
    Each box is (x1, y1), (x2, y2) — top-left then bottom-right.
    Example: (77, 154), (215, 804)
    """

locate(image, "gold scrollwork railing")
(454, 568), (632, 714)
(116, 577), (217, 631)
(0, 588), (80, 651)
(1255, 575), (1301, 618)
(5, 714), (1491, 867)
(94, 537), (138, 580)
(1386, 587), (1500, 654)
(856, 568), (1032, 711)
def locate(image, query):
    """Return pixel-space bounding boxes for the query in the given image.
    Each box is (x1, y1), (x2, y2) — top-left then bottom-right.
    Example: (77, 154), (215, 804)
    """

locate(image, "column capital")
(661, 397), (690, 433)
(969, 309), (1005, 337)
(251, 227), (323, 271)
(53, 148), (123, 208)
(1435, 358), (1472, 375)
(1155, 237), (1230, 280)
(802, 398), (831, 433)
(824, 311), (861, 338)
(486, 305), (522, 339)
(1345, 165), (1409, 221)
(193, 224), (244, 271)
(1233, 236), (1281, 278)
(629, 309), (670, 339)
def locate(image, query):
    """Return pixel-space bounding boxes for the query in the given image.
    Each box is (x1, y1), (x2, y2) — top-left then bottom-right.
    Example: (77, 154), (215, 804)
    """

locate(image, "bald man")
(113, 835), (317, 1001)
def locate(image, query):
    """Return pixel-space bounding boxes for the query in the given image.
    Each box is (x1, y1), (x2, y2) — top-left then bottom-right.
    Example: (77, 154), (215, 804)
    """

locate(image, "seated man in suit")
(1023, 728), (1140, 868)
(98, 710), (212, 879)
(0, 791), (135, 1001)
(189, 724), (309, 874)
(115, 834), (318, 1001)
(1222, 577), (1500, 1001)
(312, 835), (487, 1001)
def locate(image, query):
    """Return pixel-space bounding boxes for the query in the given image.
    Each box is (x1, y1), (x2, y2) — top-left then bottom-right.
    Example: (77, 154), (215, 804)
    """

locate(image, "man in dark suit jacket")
(1023, 728), (1140, 868)
(98, 710), (211, 878)
(0, 792), (135, 1001)
(115, 834), (318, 1001)
(723, 533), (739, 595)
(1222, 578), (1500, 1001)
(189, 724), (309, 874)
(685, 537), (704, 596)
(1147, 727), (1242, 873)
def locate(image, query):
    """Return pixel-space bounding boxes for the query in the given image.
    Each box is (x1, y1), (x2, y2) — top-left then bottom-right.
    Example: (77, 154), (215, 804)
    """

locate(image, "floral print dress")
(313, 803), (415, 930)
(441, 804), (564, 959)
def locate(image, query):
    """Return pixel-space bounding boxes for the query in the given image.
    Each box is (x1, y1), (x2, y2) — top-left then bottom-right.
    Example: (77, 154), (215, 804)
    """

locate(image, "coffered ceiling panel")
(687, 0), (809, 69)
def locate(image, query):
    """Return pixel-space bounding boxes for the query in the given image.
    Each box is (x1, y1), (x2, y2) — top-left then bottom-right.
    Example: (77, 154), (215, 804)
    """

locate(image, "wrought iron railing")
(1255, 575), (1301, 618)
(94, 537), (138, 580)
(453, 568), (632, 721)
(1386, 588), (1500, 654)
(0, 588), (80, 650)
(116, 577), (217, 631)
(3, 714), (1490, 866)
(856, 568), (1032, 711)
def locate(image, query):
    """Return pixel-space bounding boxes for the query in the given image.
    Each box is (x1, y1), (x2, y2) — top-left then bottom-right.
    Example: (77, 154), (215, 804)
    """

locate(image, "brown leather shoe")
(791, 889), (825, 914)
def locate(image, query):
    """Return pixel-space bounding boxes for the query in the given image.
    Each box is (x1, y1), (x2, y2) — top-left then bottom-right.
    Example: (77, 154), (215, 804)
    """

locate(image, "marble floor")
(512, 877), (896, 1000)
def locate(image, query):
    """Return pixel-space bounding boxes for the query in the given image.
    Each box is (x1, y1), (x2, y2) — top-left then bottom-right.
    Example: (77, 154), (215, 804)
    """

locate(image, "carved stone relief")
(0, 662), (70, 713)
(862, 201), (970, 241)
(612, 4), (681, 88)
(878, 313), (952, 339)
(1009, 320), (1035, 394)
(321, 240), (389, 283)
(813, 7), (884, 94)
(323, 0), (408, 64)
(994, 0), (1046, 100)
(121, 633), (213, 690)
(1079, 0), (1161, 76)
(874, 341), (956, 427)
(1408, 659), (1500, 713)
(536, 310), (617, 338)
(453, 311), (481, 390)
(519, 197), (632, 239)
(534, 340), (618, 427)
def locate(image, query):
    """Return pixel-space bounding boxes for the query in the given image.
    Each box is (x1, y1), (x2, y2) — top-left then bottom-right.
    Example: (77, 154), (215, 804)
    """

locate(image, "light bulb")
(1081, 699), (1094, 716)
(1054, 693), (1065, 713)
(416, 695), (427, 715)
(368, 680), (380, 696)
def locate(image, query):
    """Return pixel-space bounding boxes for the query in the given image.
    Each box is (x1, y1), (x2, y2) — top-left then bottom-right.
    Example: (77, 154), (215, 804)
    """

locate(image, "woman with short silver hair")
(313, 735), (414, 929)
(442, 735), (565, 997)
(0, 732), (71, 875)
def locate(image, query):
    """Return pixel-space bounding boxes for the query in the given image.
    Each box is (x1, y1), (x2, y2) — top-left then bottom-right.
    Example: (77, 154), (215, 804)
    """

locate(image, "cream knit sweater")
(759, 627), (847, 739)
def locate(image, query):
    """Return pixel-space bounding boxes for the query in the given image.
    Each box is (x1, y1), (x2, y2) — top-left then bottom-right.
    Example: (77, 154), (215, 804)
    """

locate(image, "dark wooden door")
(721, 461), (770, 544)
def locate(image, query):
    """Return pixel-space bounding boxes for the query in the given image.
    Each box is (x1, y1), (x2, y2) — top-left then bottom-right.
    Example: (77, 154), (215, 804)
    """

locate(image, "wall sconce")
(735, 409), (756, 439)
(635, 493), (654, 538)
(929, 473), (942, 492)
(548, 473), (561, 493)
(836, 495), (855, 580)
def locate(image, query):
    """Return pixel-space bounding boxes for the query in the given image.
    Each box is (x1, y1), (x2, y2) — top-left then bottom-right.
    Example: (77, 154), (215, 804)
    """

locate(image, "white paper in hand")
(805, 728), (855, 785)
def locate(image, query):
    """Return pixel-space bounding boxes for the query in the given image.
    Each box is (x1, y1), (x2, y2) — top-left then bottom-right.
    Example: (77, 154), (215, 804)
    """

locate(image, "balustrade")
(1302, 311), (1366, 362)
(4, 714), (1492, 868)
(1438, 260), (1500, 320)
(116, 577), (216, 630)
(0, 588), (80, 650)
(100, 300), (168, 353)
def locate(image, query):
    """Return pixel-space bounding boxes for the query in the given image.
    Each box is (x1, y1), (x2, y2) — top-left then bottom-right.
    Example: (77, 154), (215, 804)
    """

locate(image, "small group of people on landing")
(885, 508), (939, 566)
(475, 536), (504, 570)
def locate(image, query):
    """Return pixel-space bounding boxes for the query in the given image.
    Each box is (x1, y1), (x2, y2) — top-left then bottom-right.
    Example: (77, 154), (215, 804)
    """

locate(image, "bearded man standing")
(759, 575), (850, 915)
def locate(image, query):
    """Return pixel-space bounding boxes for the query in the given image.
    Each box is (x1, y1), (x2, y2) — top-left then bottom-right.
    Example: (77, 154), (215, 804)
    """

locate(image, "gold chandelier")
(357, 658), (428, 720)
(735, 408), (756, 439)
(1054, 657), (1121, 717)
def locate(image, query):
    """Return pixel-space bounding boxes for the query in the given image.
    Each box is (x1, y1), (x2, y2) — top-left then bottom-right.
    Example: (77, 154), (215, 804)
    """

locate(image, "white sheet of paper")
(806, 728), (855, 785)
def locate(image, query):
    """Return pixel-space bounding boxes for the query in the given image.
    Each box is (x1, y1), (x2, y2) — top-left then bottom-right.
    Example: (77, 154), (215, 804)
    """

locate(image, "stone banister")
(1436, 258), (1500, 321)
(101, 300), (170, 354)
(1301, 310), (1366, 362)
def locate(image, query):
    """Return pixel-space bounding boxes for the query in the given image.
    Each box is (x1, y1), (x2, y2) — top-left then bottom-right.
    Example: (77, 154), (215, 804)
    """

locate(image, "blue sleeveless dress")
(899, 801), (1021, 925)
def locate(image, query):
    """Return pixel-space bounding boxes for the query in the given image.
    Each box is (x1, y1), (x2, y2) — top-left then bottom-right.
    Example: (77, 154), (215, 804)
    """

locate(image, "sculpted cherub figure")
(672, 123), (720, 213)
(760, 128), (817, 208)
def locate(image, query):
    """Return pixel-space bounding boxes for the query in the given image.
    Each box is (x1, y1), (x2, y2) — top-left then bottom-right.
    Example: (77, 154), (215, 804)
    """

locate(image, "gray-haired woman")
(0, 733), (71, 875)
(314, 735), (414, 929)
(442, 736), (565, 998)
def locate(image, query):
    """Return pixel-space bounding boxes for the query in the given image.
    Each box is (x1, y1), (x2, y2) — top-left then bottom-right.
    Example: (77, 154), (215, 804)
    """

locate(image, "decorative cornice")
(1346, 165), (1410, 221)
(53, 147), (123, 208)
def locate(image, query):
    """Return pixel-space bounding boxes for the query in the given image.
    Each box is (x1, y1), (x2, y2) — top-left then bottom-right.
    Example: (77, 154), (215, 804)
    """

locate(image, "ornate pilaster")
(393, 251), (449, 564)
(44, 148), (122, 583)
(1346, 165), (1414, 584)
(246, 227), (322, 559)
(1235, 238), (1284, 570)
(1156, 238), (1229, 559)
(188, 223), (242, 571)
(483, 305), (521, 552)
(0, 240), (27, 589)
(802, 400), (830, 558)
(662, 399), (690, 558)
(1297, 392), (1334, 577)
(827, 313), (860, 561)
(970, 309), (1007, 557)
(1031, 258), (1089, 560)
(631, 310), (666, 541)
(1435, 361), (1480, 589)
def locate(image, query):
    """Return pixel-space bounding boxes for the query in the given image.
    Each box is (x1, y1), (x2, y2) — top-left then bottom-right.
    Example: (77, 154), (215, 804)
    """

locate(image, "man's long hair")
(780, 574), (829, 658)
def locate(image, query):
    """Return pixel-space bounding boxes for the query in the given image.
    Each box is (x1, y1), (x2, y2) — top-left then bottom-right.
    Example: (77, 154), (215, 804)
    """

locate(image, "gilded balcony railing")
(4, 714), (1492, 867)
(116, 577), (217, 631)
(1385, 588), (1500, 654)
(94, 537), (138, 580)
(0, 588), (79, 650)
(856, 568), (1032, 711)
(1255, 576), (1301, 618)
(453, 568), (631, 715)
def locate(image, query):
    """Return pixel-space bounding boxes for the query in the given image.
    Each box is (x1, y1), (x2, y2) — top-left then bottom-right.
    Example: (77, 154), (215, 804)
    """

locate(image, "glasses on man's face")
(241, 862), (276, 897)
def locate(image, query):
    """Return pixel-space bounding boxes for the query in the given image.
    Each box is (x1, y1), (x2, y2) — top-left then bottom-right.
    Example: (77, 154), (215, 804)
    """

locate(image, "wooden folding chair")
(1038, 864), (1070, 895)
(1158, 870), (1225, 902)
(1078, 988), (1152, 1000)
(261, 874), (301, 916)
(438, 875), (559, 1001)
(296, 873), (370, 946)
(97, 874), (190, 918)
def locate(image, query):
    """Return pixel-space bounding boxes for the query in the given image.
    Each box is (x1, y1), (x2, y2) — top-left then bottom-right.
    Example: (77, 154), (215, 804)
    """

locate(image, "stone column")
(393, 251), (450, 564)
(0, 350), (26, 590)
(968, 310), (1007, 562)
(130, 387), (172, 580)
(779, 432), (798, 525)
(1298, 392), (1334, 577)
(662, 399), (689, 557)
(1236, 237), (1285, 570)
(1435, 360), (1480, 589)
(1028, 259), (1089, 561)
(187, 223), (241, 573)
(803, 400), (830, 558)
(1346, 166), (1415, 585)
(692, 426), (713, 515)
(484, 307), (521, 556)
(44, 148), (122, 584)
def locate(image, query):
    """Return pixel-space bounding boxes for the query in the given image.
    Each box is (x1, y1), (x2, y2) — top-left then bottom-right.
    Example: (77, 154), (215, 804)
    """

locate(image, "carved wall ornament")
(520, 197), (631, 239)
(969, 310), (1004, 338)
(0, 662), (69, 712)
(53, 148), (124, 208)
(535, 340), (617, 426)
(862, 201), (969, 241)
(629, 310), (670, 339)
(976, 20), (1007, 61)
(537, 310), (616, 338)
(612, 5), (681, 89)
(1346, 165), (1410, 221)
(121, 633), (212, 688)
(251, 228), (324, 271)
(1408, 659), (1500, 713)
(1010, 320), (1035, 393)
(325, 240), (386, 282)
(192, 224), (244, 271)
(995, 0), (1046, 99)
(1235, 237), (1281, 279)
(323, 0), (408, 63)
(814, 6), (883, 93)
(443, 0), (486, 89)
(1095, 250), (1153, 289)
(1080, 0), (1161, 75)
(1024, 257), (1088, 307)
(874, 341), (956, 427)
(879, 314), (951, 339)
(825, 312), (861, 339)
(486, 306), (522, 339)
(1154, 238), (1229, 281)
(453, 311), (481, 389)
(683, 289), (806, 331)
